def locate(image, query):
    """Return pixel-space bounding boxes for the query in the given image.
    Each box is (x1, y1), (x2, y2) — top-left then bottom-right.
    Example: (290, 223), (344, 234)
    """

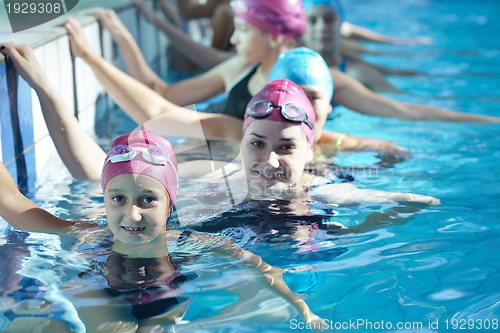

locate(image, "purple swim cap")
(243, 79), (316, 145)
(231, 0), (307, 40)
(101, 129), (179, 204)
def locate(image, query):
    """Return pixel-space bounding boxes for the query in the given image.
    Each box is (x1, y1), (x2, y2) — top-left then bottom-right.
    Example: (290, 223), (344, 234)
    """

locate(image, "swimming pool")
(1, 0), (500, 332)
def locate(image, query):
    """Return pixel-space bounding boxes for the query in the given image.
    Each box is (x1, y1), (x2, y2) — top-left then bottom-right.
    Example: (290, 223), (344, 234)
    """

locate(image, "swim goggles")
(246, 100), (314, 130)
(105, 144), (179, 179)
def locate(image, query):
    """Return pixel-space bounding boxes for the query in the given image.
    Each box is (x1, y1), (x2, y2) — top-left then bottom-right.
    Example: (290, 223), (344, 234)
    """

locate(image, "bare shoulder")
(209, 55), (255, 87)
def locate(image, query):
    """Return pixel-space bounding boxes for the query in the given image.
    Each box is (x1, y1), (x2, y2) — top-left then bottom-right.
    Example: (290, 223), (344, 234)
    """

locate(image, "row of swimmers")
(0, 0), (499, 331)
(85, 0), (498, 157)
(134, 0), (431, 92)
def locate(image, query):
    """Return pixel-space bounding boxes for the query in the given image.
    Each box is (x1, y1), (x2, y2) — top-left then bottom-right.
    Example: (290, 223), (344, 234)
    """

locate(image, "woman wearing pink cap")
(0, 127), (327, 331)
(206, 79), (440, 209)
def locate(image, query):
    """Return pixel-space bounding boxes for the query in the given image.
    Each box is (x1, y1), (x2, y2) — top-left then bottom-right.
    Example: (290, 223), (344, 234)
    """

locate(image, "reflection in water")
(100, 251), (189, 322)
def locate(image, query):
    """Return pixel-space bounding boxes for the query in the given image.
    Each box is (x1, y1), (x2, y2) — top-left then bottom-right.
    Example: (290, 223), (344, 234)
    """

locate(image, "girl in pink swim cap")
(231, 0), (307, 41)
(203, 79), (439, 207)
(101, 128), (179, 206)
(0, 127), (327, 330)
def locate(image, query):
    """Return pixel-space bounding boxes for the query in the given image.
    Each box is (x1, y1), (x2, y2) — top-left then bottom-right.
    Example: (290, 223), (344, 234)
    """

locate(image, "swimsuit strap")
(223, 65), (259, 119)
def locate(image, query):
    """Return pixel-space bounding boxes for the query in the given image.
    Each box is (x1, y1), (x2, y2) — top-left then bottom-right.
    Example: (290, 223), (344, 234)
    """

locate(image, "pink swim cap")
(243, 79), (316, 145)
(101, 129), (179, 204)
(231, 0), (307, 40)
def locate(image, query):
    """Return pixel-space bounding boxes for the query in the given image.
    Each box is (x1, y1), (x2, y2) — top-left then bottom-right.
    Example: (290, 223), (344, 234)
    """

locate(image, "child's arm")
(310, 183), (440, 206)
(341, 21), (433, 45)
(96, 8), (170, 94)
(332, 69), (500, 123)
(317, 131), (409, 154)
(65, 17), (243, 141)
(331, 202), (434, 234)
(0, 43), (105, 180)
(188, 232), (327, 327)
(135, 0), (231, 70)
(0, 162), (76, 231)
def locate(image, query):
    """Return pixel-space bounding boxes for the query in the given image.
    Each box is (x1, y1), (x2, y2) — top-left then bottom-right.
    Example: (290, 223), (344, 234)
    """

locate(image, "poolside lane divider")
(6, 57), (29, 192)
(68, 39), (79, 120)
(0, 61), (18, 181)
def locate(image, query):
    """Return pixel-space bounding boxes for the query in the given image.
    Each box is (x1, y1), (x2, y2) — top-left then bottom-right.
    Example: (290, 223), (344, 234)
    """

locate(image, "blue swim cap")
(302, 0), (344, 21)
(269, 47), (334, 100)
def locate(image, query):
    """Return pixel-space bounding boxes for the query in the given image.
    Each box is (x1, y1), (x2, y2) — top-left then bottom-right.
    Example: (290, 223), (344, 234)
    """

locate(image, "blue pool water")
(1, 0), (500, 332)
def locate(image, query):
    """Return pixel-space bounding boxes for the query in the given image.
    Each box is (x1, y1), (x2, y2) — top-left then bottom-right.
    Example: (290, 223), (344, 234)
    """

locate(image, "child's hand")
(359, 137), (411, 154)
(65, 17), (93, 60)
(411, 194), (440, 206)
(297, 312), (329, 331)
(96, 9), (130, 40)
(0, 43), (48, 88)
(427, 196), (441, 205)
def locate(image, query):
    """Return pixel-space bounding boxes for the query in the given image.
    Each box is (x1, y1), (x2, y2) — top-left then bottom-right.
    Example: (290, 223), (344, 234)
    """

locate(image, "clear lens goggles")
(246, 100), (314, 130)
(105, 144), (179, 179)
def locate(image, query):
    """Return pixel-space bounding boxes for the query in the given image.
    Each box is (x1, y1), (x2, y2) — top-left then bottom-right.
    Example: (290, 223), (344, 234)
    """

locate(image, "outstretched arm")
(341, 21), (433, 45)
(317, 131), (410, 154)
(65, 17), (242, 141)
(0, 43), (104, 180)
(97, 9), (169, 95)
(310, 183), (440, 206)
(177, 0), (230, 19)
(340, 38), (390, 56)
(188, 232), (327, 327)
(329, 202), (433, 234)
(136, 0), (231, 70)
(0, 161), (76, 231)
(343, 58), (405, 94)
(332, 69), (500, 122)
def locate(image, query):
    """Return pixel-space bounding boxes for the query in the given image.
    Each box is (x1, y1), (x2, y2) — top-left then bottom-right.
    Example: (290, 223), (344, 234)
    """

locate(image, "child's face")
(104, 174), (171, 245)
(231, 17), (275, 63)
(304, 6), (342, 53)
(241, 120), (313, 195)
